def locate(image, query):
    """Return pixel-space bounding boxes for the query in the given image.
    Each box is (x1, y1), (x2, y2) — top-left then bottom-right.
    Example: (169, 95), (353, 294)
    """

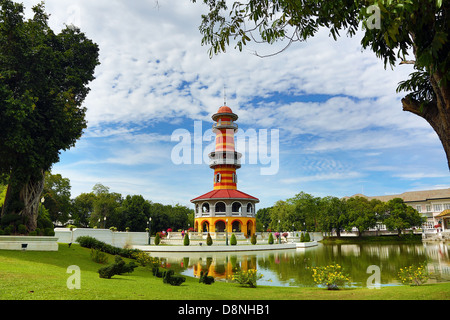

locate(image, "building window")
(232, 202), (242, 213)
(426, 205), (432, 212)
(215, 202), (226, 213)
(202, 203), (210, 213)
(215, 173), (221, 183)
(434, 204), (442, 212)
(444, 203), (450, 210)
(247, 203), (253, 214)
(416, 205), (422, 213)
(232, 173), (237, 183)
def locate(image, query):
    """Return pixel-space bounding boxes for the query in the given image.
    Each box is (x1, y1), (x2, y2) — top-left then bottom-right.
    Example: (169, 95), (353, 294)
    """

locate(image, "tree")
(42, 172), (72, 225)
(0, 1), (99, 231)
(118, 195), (151, 232)
(90, 184), (122, 229)
(289, 192), (321, 231)
(71, 192), (96, 228)
(319, 196), (348, 237)
(192, 0), (450, 170)
(383, 198), (425, 236)
(255, 207), (272, 231)
(345, 196), (377, 236)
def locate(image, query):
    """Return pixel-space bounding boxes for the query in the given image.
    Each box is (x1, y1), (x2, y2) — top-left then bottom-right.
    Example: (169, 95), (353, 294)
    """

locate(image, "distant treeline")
(1, 172), (194, 234)
(256, 192), (424, 236)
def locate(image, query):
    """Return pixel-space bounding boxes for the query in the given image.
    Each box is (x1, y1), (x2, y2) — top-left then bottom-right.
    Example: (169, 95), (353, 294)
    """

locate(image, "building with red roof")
(191, 105), (259, 236)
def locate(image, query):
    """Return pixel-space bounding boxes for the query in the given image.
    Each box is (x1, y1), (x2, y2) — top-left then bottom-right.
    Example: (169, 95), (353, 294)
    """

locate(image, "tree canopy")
(0, 0), (99, 230)
(259, 191), (424, 236)
(192, 0), (450, 170)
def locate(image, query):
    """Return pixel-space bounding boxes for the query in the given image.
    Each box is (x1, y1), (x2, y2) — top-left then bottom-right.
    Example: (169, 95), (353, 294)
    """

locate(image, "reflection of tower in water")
(192, 255), (257, 280)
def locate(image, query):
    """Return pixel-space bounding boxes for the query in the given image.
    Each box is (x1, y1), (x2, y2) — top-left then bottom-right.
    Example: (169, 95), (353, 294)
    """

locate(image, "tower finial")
(223, 85), (227, 106)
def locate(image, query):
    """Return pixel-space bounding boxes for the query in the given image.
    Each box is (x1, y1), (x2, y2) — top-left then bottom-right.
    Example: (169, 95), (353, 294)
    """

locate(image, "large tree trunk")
(402, 71), (450, 171)
(1, 169), (45, 232)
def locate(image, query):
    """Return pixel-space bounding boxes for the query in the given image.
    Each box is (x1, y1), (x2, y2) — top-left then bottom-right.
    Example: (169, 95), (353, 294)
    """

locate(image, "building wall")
(54, 228), (149, 248)
(408, 200), (450, 228)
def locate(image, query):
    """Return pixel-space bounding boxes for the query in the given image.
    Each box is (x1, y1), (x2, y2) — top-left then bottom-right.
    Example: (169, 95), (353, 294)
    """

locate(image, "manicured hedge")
(76, 236), (141, 258)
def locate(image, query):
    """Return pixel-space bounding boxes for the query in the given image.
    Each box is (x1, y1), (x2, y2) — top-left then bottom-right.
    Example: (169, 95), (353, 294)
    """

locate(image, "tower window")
(232, 202), (242, 213)
(215, 173), (221, 183)
(215, 202), (226, 213)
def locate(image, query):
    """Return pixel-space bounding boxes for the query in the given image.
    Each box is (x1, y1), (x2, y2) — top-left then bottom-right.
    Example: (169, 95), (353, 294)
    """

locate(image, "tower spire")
(223, 85), (227, 106)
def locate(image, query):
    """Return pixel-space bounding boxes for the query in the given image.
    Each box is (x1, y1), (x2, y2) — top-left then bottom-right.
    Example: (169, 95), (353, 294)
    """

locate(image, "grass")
(0, 244), (449, 300)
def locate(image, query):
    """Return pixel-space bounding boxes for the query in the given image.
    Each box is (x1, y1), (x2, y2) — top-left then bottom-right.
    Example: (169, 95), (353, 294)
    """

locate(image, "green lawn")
(0, 244), (449, 300)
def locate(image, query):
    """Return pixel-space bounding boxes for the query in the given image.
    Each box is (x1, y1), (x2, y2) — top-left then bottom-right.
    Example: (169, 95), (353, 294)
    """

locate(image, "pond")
(152, 242), (450, 288)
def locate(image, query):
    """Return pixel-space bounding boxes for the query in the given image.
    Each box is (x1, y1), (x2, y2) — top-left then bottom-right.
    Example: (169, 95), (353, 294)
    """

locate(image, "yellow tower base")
(194, 216), (256, 236)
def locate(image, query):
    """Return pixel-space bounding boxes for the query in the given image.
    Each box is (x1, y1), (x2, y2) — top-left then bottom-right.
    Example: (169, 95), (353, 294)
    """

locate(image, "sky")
(19, 0), (450, 210)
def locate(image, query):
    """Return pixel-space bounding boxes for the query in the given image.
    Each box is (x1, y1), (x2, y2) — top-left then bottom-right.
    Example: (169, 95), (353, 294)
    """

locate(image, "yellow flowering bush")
(398, 262), (429, 286)
(132, 251), (160, 268)
(310, 264), (351, 290)
(228, 269), (263, 288)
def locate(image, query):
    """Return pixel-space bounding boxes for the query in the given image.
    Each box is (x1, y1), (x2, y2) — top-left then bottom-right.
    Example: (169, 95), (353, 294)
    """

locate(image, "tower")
(191, 105), (259, 237)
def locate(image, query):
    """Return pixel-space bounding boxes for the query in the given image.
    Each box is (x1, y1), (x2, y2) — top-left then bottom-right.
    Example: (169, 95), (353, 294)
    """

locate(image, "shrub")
(17, 224), (27, 235)
(229, 269), (263, 288)
(398, 262), (429, 286)
(206, 233), (213, 246)
(98, 256), (137, 279)
(90, 248), (109, 264)
(310, 264), (350, 290)
(184, 233), (190, 246)
(76, 236), (141, 259)
(300, 233), (305, 242)
(163, 269), (186, 286)
(132, 251), (160, 268)
(44, 228), (55, 236)
(230, 233), (237, 245)
(76, 236), (99, 248)
(152, 267), (164, 278)
(199, 271), (215, 285)
(154, 233), (161, 245)
(251, 234), (257, 245)
(304, 232), (311, 242)
(3, 225), (14, 235)
(268, 233), (274, 244)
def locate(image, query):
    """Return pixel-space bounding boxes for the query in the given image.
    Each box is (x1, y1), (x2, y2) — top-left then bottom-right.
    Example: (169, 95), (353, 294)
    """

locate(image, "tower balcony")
(209, 151), (242, 168)
(212, 121), (238, 132)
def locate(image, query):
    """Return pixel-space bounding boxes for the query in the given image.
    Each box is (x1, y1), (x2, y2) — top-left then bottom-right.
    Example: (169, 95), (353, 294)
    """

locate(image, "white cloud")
(19, 0), (449, 206)
(280, 171), (363, 184)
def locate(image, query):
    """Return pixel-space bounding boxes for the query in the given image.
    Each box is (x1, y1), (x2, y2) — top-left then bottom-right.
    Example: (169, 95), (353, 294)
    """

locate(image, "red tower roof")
(212, 105), (238, 121)
(217, 106), (233, 114)
(191, 189), (259, 202)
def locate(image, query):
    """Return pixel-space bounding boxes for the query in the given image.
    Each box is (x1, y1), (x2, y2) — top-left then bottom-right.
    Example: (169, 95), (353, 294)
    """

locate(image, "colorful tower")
(191, 105), (259, 237)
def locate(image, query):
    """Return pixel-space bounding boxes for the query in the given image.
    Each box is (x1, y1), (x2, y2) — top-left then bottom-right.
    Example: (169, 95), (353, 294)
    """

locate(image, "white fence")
(54, 228), (149, 248)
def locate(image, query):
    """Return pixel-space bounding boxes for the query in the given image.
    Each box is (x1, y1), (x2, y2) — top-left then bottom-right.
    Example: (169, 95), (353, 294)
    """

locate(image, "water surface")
(152, 242), (450, 288)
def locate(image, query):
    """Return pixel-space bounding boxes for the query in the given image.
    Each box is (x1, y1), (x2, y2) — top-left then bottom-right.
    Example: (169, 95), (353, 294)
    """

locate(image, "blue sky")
(21, 0), (450, 209)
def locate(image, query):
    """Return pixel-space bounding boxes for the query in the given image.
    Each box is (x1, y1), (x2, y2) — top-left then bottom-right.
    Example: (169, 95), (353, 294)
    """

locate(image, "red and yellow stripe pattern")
(213, 115), (238, 190)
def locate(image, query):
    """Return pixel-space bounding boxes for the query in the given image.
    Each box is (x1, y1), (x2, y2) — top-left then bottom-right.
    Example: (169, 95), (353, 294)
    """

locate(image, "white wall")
(54, 228), (149, 248)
